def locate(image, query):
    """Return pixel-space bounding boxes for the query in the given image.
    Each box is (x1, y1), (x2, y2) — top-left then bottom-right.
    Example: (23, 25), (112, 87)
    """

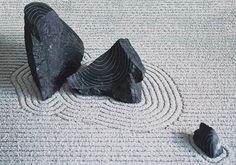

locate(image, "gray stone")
(67, 38), (145, 103)
(24, 2), (84, 100)
(193, 123), (223, 158)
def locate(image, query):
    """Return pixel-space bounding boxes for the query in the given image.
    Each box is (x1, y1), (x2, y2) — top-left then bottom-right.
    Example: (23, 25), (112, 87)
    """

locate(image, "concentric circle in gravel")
(11, 55), (182, 131)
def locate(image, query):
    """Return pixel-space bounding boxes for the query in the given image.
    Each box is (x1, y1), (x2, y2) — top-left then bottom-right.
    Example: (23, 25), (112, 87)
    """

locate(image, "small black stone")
(193, 123), (223, 158)
(67, 38), (145, 103)
(24, 2), (84, 100)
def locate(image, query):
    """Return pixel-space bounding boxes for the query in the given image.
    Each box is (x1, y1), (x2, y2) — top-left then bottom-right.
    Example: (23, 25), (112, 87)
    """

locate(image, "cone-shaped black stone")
(67, 38), (145, 103)
(24, 2), (84, 100)
(193, 123), (223, 158)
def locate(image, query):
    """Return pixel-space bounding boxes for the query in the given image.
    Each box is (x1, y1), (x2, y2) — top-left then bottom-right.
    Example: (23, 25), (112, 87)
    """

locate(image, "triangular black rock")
(67, 38), (145, 103)
(193, 123), (223, 158)
(24, 2), (84, 100)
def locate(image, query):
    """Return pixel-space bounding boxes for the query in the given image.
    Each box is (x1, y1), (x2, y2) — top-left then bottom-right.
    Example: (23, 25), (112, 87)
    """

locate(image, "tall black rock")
(67, 38), (145, 103)
(24, 2), (84, 100)
(193, 123), (223, 158)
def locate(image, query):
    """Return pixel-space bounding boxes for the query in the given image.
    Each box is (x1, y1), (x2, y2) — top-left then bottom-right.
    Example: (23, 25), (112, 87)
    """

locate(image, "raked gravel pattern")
(0, 0), (235, 164)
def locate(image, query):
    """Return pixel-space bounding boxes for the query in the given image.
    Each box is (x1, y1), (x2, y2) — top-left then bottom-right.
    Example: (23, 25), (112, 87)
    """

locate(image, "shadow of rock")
(0, 34), (27, 77)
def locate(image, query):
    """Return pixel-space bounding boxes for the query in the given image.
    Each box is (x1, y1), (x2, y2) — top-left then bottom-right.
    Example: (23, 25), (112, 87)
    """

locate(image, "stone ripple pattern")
(11, 58), (183, 131)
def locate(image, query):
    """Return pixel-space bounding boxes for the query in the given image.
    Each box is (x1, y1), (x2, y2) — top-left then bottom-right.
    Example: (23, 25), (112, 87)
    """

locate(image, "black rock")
(193, 123), (223, 158)
(67, 38), (145, 103)
(24, 2), (84, 100)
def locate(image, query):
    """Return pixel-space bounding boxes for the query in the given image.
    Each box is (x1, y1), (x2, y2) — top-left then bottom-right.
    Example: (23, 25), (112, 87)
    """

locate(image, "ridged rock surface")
(24, 2), (84, 100)
(193, 123), (223, 158)
(67, 38), (145, 103)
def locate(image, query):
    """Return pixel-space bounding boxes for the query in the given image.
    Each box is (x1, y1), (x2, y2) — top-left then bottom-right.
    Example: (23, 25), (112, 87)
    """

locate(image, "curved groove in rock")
(67, 38), (145, 103)
(24, 2), (53, 26)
